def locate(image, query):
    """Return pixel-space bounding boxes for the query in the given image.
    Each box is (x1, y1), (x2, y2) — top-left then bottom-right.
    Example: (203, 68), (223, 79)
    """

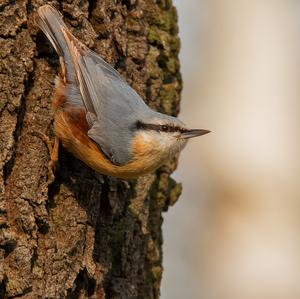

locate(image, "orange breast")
(54, 107), (164, 179)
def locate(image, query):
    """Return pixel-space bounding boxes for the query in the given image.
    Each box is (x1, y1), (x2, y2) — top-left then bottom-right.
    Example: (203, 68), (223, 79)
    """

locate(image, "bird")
(36, 4), (209, 180)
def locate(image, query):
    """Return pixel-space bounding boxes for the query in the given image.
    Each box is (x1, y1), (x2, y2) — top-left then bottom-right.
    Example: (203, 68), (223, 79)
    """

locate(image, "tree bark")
(0, 0), (182, 298)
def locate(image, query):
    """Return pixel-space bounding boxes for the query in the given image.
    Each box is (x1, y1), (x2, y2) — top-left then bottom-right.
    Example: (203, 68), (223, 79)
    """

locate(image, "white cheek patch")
(138, 130), (156, 144)
(155, 132), (187, 156)
(138, 130), (188, 159)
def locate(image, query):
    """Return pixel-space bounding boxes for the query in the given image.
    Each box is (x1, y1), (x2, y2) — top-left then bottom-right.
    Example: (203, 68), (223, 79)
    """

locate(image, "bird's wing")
(62, 30), (152, 165)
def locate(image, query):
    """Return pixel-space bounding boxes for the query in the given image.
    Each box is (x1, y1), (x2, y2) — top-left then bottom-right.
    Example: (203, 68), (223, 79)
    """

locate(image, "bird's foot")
(32, 131), (59, 185)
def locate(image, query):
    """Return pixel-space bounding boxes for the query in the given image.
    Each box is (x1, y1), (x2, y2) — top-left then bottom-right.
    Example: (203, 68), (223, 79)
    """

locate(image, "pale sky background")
(162, 1), (300, 299)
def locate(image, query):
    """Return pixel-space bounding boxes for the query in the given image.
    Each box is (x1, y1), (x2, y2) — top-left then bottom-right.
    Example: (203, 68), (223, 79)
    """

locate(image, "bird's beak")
(181, 129), (211, 139)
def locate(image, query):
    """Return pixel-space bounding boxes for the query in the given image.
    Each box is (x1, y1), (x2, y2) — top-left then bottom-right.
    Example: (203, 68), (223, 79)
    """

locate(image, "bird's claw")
(31, 131), (59, 185)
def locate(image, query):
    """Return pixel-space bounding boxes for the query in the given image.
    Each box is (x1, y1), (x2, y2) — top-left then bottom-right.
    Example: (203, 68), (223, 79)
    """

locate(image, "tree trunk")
(0, 0), (182, 298)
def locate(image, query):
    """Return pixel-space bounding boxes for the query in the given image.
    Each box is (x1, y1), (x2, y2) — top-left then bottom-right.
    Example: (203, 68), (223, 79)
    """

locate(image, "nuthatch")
(36, 5), (209, 179)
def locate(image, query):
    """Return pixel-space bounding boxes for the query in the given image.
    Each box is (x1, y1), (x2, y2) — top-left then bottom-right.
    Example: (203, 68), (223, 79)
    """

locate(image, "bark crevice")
(3, 69), (33, 184)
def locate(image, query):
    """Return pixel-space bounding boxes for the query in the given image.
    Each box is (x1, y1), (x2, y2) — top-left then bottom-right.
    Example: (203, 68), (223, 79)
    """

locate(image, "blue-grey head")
(132, 110), (210, 162)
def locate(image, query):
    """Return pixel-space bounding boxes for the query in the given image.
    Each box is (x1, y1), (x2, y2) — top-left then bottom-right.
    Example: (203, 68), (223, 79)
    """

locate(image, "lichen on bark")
(0, 0), (182, 298)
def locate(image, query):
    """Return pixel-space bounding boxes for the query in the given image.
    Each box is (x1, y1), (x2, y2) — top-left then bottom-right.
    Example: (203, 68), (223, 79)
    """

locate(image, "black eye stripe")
(136, 121), (188, 133)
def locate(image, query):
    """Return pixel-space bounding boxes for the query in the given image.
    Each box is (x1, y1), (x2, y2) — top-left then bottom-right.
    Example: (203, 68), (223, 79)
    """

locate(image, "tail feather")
(37, 5), (83, 107)
(37, 5), (68, 57)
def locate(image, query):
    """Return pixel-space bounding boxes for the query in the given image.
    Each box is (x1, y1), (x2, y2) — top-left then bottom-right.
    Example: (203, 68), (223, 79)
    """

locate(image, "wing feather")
(62, 30), (154, 164)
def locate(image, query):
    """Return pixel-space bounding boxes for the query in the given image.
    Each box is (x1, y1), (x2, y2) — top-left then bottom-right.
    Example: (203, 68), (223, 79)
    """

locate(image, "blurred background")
(162, 1), (300, 299)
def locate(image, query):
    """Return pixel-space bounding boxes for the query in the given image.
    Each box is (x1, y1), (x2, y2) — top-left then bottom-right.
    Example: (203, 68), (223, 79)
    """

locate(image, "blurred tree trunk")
(0, 0), (182, 298)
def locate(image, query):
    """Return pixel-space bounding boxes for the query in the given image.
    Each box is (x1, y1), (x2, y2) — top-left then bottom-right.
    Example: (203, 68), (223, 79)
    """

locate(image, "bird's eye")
(161, 125), (169, 132)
